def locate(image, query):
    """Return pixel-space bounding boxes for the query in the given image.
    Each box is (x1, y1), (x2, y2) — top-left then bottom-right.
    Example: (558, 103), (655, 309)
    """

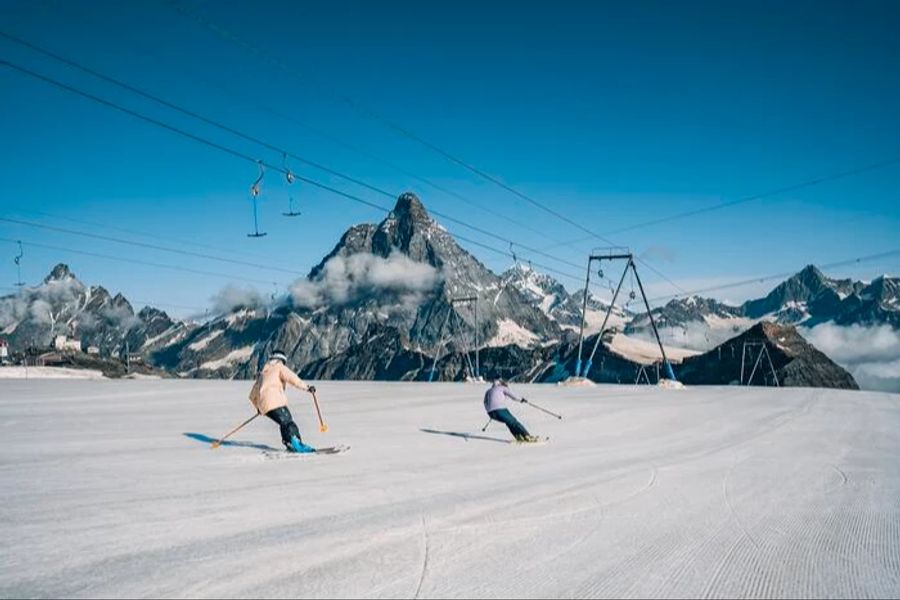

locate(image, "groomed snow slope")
(1, 380), (899, 598)
(0, 366), (106, 380)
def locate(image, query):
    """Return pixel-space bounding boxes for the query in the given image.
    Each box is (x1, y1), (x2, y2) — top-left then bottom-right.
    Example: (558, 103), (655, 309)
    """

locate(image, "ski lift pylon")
(13, 240), (24, 287)
(248, 160), (267, 238)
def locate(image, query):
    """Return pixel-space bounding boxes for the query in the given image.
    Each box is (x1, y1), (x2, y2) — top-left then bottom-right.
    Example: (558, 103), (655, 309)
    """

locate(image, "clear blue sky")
(1, 0), (899, 316)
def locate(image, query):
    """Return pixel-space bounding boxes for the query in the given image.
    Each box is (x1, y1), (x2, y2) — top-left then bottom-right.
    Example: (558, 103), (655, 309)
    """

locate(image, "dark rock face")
(299, 323), (552, 383)
(677, 322), (859, 389)
(298, 320), (653, 385)
(299, 325), (431, 381)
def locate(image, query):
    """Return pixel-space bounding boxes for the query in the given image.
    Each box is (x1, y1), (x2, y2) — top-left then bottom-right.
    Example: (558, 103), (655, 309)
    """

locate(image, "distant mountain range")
(627, 265), (900, 351)
(2, 193), (892, 390)
(500, 263), (628, 334)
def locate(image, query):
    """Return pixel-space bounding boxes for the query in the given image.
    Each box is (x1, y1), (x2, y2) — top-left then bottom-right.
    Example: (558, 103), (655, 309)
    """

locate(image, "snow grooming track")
(2, 380), (900, 598)
(412, 515), (430, 600)
(515, 466), (660, 594)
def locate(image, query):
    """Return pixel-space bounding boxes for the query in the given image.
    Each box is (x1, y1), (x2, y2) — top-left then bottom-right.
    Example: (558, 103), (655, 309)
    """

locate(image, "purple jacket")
(484, 383), (521, 413)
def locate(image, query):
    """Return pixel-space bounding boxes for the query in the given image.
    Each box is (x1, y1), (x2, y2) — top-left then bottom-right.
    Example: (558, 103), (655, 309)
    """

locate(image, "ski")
(262, 444), (351, 460)
(511, 437), (549, 446)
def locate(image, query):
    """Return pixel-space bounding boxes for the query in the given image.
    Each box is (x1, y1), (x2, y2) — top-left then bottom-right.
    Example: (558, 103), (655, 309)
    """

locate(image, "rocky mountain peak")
(393, 192), (431, 225)
(797, 264), (826, 282)
(137, 306), (171, 321)
(792, 264), (834, 293)
(744, 265), (833, 319)
(45, 263), (75, 283)
(111, 293), (133, 311)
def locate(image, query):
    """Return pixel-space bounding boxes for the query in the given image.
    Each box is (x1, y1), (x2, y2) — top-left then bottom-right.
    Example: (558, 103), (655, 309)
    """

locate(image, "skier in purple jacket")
(484, 379), (539, 442)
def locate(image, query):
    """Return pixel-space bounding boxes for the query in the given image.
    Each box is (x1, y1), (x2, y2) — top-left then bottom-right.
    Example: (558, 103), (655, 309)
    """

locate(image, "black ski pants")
(266, 406), (302, 448)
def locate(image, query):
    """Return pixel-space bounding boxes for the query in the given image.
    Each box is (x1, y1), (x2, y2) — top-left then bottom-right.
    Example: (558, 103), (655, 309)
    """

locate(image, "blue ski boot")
(288, 435), (316, 454)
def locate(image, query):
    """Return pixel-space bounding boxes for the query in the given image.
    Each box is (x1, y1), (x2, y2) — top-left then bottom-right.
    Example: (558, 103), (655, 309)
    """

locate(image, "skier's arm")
(282, 365), (314, 393)
(504, 388), (525, 403)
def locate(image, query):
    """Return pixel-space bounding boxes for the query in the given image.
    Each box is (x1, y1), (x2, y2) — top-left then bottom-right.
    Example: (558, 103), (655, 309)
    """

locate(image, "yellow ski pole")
(312, 390), (328, 433)
(211, 413), (259, 449)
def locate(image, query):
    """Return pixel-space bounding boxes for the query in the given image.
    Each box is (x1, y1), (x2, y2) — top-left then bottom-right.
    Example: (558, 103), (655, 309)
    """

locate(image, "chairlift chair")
(282, 154), (301, 217)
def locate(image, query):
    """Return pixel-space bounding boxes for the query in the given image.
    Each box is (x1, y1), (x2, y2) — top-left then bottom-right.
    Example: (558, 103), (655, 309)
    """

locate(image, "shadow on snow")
(183, 432), (278, 452)
(420, 428), (510, 444)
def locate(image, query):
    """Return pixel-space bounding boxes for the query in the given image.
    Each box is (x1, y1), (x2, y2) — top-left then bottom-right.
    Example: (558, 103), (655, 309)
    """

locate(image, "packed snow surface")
(1, 380), (899, 598)
(0, 366), (106, 379)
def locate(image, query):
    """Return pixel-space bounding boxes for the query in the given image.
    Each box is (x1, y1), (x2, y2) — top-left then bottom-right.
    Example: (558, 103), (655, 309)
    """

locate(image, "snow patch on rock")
(188, 329), (224, 352)
(199, 346), (255, 371)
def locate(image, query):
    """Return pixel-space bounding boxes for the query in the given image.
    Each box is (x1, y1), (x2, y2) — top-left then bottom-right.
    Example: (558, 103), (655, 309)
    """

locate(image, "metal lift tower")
(574, 248), (677, 381)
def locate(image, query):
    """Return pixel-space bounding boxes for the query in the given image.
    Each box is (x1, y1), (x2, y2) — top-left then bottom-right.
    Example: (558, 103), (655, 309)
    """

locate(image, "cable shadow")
(420, 428), (509, 444)
(183, 432), (278, 452)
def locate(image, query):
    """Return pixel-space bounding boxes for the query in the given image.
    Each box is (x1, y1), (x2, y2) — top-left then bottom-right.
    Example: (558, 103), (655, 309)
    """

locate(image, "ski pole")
(522, 399), (563, 420)
(481, 419), (492, 432)
(311, 390), (328, 433)
(211, 413), (259, 449)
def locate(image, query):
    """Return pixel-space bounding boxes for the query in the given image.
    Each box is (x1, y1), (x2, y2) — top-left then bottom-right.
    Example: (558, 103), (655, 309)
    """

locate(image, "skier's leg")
(489, 409), (530, 440)
(506, 411), (531, 439)
(281, 407), (302, 443)
(265, 407), (290, 447)
(266, 407), (302, 448)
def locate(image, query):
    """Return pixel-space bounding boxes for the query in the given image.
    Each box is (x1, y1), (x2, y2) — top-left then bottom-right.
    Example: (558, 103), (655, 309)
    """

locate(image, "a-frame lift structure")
(574, 248), (677, 381)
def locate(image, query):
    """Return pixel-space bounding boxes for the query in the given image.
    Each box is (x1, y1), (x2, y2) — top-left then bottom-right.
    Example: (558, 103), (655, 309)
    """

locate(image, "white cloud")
(28, 298), (54, 326)
(801, 323), (900, 393)
(210, 285), (266, 315)
(100, 304), (141, 330)
(801, 323), (900, 364)
(290, 252), (442, 310)
(0, 294), (29, 330)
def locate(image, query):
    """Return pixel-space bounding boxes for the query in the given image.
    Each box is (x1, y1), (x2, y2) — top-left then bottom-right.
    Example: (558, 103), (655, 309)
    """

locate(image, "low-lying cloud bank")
(801, 323), (900, 393)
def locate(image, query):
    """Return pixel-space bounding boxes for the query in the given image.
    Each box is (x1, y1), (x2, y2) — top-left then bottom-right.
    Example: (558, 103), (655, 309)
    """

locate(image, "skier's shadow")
(183, 432), (278, 452)
(420, 429), (509, 444)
